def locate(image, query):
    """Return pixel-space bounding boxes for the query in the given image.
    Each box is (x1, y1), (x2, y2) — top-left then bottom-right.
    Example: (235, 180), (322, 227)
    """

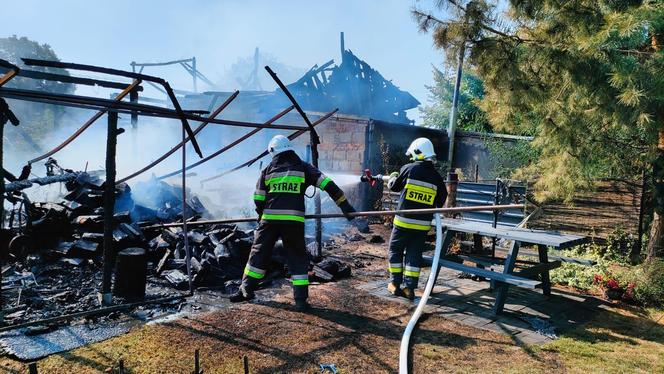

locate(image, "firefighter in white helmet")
(230, 135), (356, 311)
(385, 137), (447, 300)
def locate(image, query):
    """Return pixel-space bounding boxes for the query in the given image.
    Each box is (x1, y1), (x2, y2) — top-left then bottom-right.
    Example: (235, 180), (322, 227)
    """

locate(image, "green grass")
(543, 309), (664, 373)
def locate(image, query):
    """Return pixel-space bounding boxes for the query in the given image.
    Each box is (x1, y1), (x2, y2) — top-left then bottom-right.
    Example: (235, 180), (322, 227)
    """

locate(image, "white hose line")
(399, 213), (445, 374)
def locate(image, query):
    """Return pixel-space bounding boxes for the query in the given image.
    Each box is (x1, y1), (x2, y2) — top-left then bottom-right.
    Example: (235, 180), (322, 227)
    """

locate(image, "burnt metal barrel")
(113, 247), (147, 300)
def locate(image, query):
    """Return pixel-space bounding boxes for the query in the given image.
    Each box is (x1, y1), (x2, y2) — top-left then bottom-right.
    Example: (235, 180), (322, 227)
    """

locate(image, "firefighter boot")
(229, 287), (255, 303)
(402, 287), (415, 301)
(387, 282), (405, 297)
(295, 299), (310, 312)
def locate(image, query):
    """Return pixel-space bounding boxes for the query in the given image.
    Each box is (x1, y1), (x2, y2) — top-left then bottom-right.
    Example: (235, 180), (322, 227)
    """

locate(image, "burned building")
(178, 33), (420, 125)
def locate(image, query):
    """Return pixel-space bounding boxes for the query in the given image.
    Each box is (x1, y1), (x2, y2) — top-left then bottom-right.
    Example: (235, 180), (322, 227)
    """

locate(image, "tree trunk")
(648, 213), (664, 260)
(646, 131), (664, 260)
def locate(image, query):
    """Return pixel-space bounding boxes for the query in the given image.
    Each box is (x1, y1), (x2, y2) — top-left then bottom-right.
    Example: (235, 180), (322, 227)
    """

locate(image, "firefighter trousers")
(387, 226), (426, 290)
(240, 221), (309, 301)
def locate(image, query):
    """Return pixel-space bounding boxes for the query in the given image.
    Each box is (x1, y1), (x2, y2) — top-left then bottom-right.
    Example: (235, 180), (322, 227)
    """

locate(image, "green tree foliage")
(414, 0), (663, 198)
(0, 35), (74, 155)
(421, 66), (492, 132)
(421, 64), (540, 178)
(414, 0), (664, 258)
(0, 35), (74, 94)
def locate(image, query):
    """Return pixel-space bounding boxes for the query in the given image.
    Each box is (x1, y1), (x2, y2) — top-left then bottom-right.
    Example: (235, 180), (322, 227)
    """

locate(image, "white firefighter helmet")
(267, 134), (293, 157)
(405, 137), (436, 160)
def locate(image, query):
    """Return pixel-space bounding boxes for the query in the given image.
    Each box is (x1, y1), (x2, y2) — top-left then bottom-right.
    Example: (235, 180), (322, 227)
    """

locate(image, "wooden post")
(243, 356), (249, 374)
(28, 362), (38, 374)
(182, 123), (193, 293)
(194, 349), (200, 374)
(0, 119), (4, 324)
(445, 172), (458, 212)
(130, 89), (138, 130)
(305, 145), (322, 259)
(119, 359), (125, 374)
(446, 173), (459, 205)
(491, 179), (501, 259)
(473, 234), (483, 254)
(100, 111), (118, 305)
(312, 143), (322, 260)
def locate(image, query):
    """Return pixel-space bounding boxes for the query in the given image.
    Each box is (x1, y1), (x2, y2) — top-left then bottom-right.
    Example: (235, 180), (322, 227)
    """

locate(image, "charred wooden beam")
(0, 87), (310, 131)
(100, 111), (119, 306)
(0, 67), (143, 91)
(23, 58), (166, 84)
(4, 172), (80, 192)
(157, 105), (295, 180)
(0, 61), (20, 325)
(200, 109), (338, 184)
(131, 58), (194, 68)
(116, 90), (240, 184)
(28, 80), (141, 164)
(21, 59), (204, 158)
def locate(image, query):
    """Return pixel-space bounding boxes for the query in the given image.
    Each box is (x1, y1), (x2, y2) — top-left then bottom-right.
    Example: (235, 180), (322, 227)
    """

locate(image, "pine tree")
(413, 0), (664, 259)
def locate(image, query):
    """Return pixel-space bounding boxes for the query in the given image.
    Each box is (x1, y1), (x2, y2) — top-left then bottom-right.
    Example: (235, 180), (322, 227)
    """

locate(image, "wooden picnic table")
(434, 218), (588, 314)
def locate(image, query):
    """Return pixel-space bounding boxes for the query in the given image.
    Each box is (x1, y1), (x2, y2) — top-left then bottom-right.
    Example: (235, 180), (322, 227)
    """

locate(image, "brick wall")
(287, 113), (368, 174)
(317, 118), (367, 174)
(287, 113), (369, 208)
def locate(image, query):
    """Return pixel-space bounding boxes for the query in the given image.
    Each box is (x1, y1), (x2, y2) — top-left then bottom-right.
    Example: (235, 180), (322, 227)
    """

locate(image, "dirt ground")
(0, 224), (662, 373)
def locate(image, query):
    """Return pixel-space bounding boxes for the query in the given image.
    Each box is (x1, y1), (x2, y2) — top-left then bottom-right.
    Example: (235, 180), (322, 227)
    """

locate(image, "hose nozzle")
(360, 169), (387, 187)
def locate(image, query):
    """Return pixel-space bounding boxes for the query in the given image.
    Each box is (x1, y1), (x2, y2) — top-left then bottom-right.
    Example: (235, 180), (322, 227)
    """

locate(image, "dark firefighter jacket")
(388, 160), (447, 231)
(253, 150), (350, 224)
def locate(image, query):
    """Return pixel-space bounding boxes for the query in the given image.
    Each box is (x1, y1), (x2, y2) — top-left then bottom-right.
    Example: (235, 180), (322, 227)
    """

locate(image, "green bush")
(551, 262), (606, 290)
(626, 260), (664, 307)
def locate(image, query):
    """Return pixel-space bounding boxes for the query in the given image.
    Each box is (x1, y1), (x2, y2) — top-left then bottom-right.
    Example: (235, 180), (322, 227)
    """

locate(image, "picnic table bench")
(431, 218), (588, 314)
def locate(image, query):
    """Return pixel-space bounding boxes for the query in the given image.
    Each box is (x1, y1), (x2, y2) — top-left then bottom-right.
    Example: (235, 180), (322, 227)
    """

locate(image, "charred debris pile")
(3, 168), (355, 326)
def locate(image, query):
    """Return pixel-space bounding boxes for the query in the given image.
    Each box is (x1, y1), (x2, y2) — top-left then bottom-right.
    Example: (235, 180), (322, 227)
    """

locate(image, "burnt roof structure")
(285, 33), (420, 124)
(174, 33), (420, 125)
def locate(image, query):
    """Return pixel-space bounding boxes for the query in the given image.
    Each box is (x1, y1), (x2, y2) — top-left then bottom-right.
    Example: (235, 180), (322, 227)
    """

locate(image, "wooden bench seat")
(436, 260), (542, 289)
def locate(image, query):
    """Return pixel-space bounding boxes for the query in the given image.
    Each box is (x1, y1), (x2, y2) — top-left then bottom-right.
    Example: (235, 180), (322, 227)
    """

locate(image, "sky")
(2, 0), (449, 123)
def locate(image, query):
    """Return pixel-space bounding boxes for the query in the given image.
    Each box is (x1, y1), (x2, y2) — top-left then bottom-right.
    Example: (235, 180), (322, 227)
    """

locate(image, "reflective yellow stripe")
(405, 183), (436, 194)
(319, 177), (332, 189)
(253, 194), (266, 201)
(292, 279), (310, 286)
(335, 195), (347, 205)
(262, 214), (305, 223)
(404, 270), (420, 277)
(394, 216), (431, 231)
(389, 267), (403, 273)
(244, 268), (265, 279)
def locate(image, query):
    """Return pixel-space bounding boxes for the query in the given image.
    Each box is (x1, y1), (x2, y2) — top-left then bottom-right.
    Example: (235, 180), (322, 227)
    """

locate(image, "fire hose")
(143, 204), (523, 229)
(145, 204), (521, 373)
(399, 213), (446, 374)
